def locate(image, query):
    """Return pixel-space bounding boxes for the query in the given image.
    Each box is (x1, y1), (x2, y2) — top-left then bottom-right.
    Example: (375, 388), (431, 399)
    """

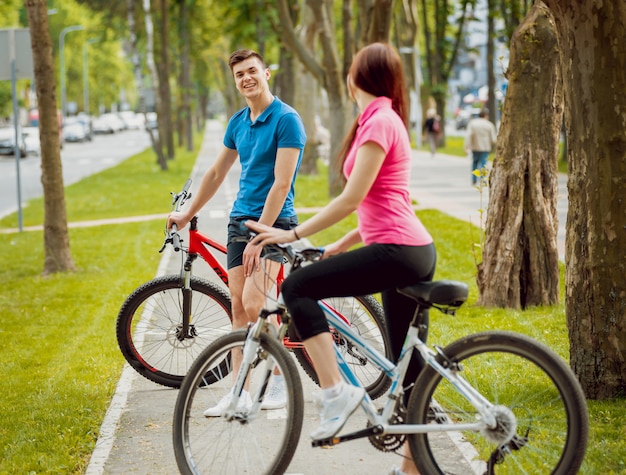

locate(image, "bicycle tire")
(116, 274), (232, 388)
(173, 330), (304, 475)
(407, 331), (589, 475)
(290, 295), (392, 400)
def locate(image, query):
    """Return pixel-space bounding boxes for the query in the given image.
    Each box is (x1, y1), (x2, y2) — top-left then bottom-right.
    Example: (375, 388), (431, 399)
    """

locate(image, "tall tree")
(177, 0), (193, 152)
(420, 0), (472, 144)
(141, 0), (168, 169)
(25, 0), (76, 274)
(157, 0), (175, 159)
(477, 1), (561, 309)
(543, 0), (626, 399)
(276, 0), (349, 194)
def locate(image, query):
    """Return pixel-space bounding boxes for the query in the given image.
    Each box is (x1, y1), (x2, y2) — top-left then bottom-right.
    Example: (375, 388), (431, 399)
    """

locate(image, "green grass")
(0, 141), (623, 474)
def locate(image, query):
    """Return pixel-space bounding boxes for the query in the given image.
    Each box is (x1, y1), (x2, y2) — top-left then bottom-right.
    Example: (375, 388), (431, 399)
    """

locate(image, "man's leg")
(471, 152), (480, 184)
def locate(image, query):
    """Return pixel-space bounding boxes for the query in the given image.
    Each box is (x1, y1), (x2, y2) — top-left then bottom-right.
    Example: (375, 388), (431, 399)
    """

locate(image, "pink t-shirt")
(343, 96), (433, 246)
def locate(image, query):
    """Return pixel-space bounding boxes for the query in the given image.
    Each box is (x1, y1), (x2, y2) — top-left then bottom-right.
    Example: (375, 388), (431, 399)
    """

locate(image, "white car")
(22, 127), (41, 155)
(93, 113), (125, 134)
(63, 122), (89, 142)
(118, 111), (143, 130)
(0, 126), (27, 156)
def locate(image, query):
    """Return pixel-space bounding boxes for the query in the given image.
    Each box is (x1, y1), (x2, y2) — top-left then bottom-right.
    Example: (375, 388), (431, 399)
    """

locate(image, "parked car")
(118, 111), (143, 130)
(144, 112), (158, 130)
(63, 116), (92, 142)
(63, 121), (89, 142)
(22, 127), (41, 155)
(92, 113), (125, 134)
(0, 126), (27, 156)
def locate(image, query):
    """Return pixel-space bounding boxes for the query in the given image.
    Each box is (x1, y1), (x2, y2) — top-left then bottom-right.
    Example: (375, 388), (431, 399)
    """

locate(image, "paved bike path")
(85, 121), (491, 474)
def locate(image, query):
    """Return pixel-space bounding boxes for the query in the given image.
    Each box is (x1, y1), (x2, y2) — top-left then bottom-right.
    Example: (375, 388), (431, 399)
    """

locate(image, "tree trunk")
(544, 0), (626, 399)
(158, 0), (174, 159)
(477, 2), (561, 309)
(178, 0), (193, 152)
(367, 0), (393, 43)
(293, 6), (319, 175)
(25, 0), (76, 275)
(142, 0), (167, 170)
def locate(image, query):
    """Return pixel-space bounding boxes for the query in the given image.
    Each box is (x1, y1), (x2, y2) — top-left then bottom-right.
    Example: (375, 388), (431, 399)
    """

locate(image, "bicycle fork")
(177, 253), (199, 341)
(227, 309), (284, 421)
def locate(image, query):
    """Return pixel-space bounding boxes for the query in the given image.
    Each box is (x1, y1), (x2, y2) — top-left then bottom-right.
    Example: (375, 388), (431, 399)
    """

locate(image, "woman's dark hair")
(334, 42), (409, 186)
(228, 49), (267, 71)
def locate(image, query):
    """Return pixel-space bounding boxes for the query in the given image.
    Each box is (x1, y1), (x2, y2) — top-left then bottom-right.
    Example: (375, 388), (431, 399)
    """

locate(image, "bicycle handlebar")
(258, 238), (325, 270)
(160, 180), (194, 253)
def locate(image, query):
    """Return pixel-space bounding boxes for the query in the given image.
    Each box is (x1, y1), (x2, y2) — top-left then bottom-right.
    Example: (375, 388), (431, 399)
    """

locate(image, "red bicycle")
(116, 180), (391, 397)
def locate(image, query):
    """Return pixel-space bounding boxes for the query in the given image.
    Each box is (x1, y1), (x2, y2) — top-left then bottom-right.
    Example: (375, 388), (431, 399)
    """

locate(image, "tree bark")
(25, 0), (76, 275)
(178, 0), (193, 152)
(543, 0), (626, 399)
(142, 0), (168, 169)
(477, 1), (561, 309)
(158, 0), (175, 159)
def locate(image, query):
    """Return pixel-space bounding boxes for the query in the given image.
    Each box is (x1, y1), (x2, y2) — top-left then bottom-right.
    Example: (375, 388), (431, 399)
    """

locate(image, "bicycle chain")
(367, 406), (406, 452)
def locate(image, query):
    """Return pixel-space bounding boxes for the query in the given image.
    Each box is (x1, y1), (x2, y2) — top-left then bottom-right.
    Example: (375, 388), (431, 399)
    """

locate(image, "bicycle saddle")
(397, 280), (468, 308)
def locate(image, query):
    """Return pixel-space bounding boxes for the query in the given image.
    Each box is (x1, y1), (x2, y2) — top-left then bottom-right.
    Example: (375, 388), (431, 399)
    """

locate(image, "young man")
(465, 108), (497, 185)
(168, 49), (306, 413)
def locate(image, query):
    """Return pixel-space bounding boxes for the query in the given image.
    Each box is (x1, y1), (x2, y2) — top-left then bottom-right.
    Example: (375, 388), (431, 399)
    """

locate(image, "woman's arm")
(246, 141), (385, 245)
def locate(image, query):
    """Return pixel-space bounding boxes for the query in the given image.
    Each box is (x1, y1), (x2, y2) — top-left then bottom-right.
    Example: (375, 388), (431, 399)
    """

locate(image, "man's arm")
(256, 147), (301, 225)
(168, 146), (239, 229)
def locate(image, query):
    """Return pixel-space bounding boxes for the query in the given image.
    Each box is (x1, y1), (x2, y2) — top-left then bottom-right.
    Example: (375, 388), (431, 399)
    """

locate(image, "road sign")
(0, 28), (34, 80)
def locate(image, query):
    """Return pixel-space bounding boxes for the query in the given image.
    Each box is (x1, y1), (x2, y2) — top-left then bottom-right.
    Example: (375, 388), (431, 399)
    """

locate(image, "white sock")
(322, 382), (343, 399)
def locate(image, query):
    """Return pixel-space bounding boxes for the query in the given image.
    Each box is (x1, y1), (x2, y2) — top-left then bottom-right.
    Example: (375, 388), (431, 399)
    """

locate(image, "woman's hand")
(245, 220), (296, 246)
(320, 241), (342, 259)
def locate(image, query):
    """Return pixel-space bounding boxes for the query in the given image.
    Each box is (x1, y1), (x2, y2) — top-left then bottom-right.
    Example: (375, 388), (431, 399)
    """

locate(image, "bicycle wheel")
(116, 274), (232, 388)
(407, 331), (589, 475)
(290, 295), (391, 399)
(173, 330), (304, 475)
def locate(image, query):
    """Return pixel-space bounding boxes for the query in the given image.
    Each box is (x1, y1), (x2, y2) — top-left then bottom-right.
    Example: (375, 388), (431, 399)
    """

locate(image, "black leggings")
(281, 242), (436, 401)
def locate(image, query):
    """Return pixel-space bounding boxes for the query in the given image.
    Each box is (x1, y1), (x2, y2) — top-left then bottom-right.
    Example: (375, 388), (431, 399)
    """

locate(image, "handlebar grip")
(182, 178), (192, 194)
(171, 223), (182, 252)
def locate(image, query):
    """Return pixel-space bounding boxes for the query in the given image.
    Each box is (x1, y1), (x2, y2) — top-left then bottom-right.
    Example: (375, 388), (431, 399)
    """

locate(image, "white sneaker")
(261, 379), (287, 410)
(310, 384), (365, 440)
(389, 466), (408, 475)
(203, 390), (252, 417)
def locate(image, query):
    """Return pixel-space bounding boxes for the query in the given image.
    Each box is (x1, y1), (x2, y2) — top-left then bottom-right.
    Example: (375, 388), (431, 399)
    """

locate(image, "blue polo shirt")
(224, 96), (306, 218)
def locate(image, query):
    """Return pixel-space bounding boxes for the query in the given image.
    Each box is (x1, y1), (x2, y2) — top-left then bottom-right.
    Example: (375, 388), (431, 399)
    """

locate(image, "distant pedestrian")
(422, 108), (440, 158)
(464, 108), (497, 185)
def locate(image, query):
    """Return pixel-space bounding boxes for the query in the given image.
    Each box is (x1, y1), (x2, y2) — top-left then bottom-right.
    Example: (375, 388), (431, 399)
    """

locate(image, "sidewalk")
(86, 120), (568, 475)
(409, 148), (567, 262)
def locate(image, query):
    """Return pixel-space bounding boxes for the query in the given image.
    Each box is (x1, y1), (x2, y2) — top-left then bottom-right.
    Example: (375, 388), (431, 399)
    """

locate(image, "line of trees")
(16, 0), (626, 399)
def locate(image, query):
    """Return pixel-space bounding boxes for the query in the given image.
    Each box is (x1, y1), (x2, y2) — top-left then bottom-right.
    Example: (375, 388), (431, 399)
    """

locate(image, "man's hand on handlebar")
(167, 211), (191, 232)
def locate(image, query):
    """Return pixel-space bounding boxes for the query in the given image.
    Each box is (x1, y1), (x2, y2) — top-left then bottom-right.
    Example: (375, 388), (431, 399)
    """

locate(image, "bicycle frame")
(176, 216), (353, 351)
(319, 303), (496, 438)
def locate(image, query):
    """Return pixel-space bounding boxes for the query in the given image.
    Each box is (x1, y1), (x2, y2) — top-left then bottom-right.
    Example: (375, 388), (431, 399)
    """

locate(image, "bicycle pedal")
(311, 437), (339, 448)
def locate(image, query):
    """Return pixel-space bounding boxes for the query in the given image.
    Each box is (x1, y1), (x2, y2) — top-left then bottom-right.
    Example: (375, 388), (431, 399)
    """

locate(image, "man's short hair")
(479, 108), (489, 118)
(228, 49), (267, 72)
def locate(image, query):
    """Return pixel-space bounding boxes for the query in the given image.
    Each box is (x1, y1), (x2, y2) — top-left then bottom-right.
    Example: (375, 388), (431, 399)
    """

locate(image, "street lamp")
(83, 38), (98, 116)
(399, 45), (423, 148)
(59, 25), (84, 118)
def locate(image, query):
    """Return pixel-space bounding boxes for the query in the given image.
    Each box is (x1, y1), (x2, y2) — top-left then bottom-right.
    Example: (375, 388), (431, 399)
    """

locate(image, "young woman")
(245, 42), (434, 475)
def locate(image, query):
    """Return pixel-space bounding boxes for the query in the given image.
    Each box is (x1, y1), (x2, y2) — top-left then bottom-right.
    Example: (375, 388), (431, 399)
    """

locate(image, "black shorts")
(226, 215), (298, 269)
